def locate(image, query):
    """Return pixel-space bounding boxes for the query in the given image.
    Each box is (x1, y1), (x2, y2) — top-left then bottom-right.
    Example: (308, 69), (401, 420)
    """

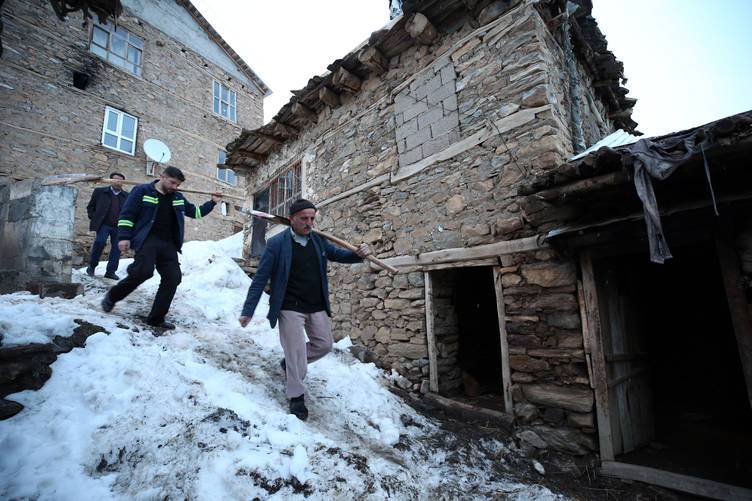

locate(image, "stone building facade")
(226, 0), (635, 455)
(0, 0), (269, 264)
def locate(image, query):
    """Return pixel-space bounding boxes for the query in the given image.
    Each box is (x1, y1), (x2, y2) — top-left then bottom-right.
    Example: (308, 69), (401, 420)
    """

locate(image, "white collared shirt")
(290, 227), (309, 247)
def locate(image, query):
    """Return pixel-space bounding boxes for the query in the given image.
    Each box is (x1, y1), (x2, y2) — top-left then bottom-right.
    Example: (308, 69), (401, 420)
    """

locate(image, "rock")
(529, 425), (597, 455)
(395, 374), (413, 390)
(522, 383), (594, 413)
(387, 342), (426, 359)
(495, 217), (523, 235)
(521, 85), (548, 108)
(532, 460), (546, 476)
(529, 293), (577, 311)
(419, 379), (430, 394)
(514, 402), (538, 423)
(509, 354), (549, 373)
(521, 262), (575, 288)
(511, 372), (535, 383)
(566, 411), (595, 428)
(501, 273), (522, 287)
(516, 429), (547, 449)
(0, 398), (23, 420)
(527, 348), (584, 359)
(557, 334), (583, 349)
(543, 407), (565, 424)
(545, 312), (580, 330)
(446, 195), (465, 215)
(34, 282), (84, 299)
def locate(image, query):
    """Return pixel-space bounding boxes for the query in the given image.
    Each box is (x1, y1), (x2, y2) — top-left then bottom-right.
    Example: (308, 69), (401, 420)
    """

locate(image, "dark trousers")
(89, 224), (120, 273)
(108, 235), (182, 323)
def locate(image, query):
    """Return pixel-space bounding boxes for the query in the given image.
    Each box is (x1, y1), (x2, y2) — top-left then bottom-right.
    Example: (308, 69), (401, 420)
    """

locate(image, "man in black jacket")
(86, 172), (129, 279)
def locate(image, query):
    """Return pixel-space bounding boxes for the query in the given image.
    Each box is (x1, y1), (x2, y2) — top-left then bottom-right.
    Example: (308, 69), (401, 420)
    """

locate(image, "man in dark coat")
(239, 199), (370, 421)
(86, 172), (129, 279)
(101, 166), (221, 329)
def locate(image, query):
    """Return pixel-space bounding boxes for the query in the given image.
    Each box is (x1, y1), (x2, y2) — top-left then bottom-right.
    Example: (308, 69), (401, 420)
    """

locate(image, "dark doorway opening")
(431, 266), (504, 411)
(595, 241), (752, 487)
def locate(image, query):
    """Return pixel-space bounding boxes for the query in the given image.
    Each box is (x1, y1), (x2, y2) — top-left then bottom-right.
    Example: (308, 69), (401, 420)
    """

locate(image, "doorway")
(585, 241), (752, 490)
(429, 266), (508, 412)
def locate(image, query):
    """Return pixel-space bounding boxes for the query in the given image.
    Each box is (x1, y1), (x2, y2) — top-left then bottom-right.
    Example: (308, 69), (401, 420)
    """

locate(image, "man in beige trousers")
(239, 199), (369, 420)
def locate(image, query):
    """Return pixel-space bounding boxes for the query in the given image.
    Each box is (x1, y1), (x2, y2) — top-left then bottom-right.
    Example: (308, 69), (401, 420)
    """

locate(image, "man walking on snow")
(239, 199), (370, 421)
(101, 166), (221, 330)
(85, 172), (129, 279)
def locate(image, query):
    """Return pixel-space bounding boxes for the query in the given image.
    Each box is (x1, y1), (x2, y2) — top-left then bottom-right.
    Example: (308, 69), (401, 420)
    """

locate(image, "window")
(268, 162), (302, 216)
(101, 106), (138, 155)
(216, 150), (237, 186)
(213, 80), (237, 122)
(220, 201), (229, 216)
(89, 20), (144, 76)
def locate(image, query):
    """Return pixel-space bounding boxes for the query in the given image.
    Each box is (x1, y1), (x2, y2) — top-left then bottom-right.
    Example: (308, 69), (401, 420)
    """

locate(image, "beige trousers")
(277, 310), (333, 398)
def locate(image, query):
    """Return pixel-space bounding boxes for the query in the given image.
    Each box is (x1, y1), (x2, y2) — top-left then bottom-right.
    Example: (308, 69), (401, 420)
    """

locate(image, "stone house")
(224, 0), (751, 496)
(0, 0), (270, 263)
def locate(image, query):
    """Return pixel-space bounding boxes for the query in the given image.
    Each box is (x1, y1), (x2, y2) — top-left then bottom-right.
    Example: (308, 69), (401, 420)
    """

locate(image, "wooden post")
(492, 266), (513, 413)
(715, 236), (752, 407)
(424, 271), (439, 393)
(357, 45), (389, 74)
(318, 86), (341, 109)
(406, 12), (438, 44)
(332, 67), (362, 92)
(580, 251), (616, 461)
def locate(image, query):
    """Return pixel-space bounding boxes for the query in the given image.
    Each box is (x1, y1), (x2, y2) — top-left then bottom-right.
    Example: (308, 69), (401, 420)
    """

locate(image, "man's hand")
(355, 242), (371, 258)
(212, 193), (223, 203)
(239, 316), (251, 328)
(118, 240), (131, 253)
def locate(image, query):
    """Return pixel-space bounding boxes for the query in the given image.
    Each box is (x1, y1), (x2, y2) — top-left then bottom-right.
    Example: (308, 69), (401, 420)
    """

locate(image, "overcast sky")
(191, 0), (752, 137)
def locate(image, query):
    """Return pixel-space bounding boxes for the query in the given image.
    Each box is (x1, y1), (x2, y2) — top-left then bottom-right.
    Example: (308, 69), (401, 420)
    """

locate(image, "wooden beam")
(253, 131), (286, 144)
(318, 86), (341, 108)
(271, 120), (299, 137)
(493, 266), (513, 413)
(533, 171), (630, 202)
(291, 102), (318, 123)
(236, 150), (268, 162)
(381, 236), (547, 268)
(580, 251), (615, 461)
(424, 271), (439, 393)
(405, 12), (438, 44)
(715, 235), (752, 407)
(600, 461), (752, 501)
(577, 280), (596, 389)
(332, 66), (362, 92)
(357, 45), (389, 74)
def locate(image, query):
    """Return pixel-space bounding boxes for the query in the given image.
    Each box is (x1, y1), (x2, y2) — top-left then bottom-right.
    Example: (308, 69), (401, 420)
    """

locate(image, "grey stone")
(521, 383), (594, 413)
(405, 127), (432, 151)
(402, 100), (429, 121)
(516, 429), (547, 449)
(427, 81), (456, 105)
(429, 112), (459, 138)
(529, 425), (597, 455)
(417, 107), (444, 130)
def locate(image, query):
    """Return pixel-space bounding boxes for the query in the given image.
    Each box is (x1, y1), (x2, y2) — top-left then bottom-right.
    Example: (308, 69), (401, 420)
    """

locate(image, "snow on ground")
(0, 234), (565, 500)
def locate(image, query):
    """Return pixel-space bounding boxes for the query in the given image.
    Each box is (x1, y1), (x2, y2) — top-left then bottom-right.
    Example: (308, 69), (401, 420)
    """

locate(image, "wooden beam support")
(493, 266), (513, 413)
(318, 85), (341, 108)
(236, 150), (268, 162)
(406, 12), (438, 45)
(291, 102), (318, 123)
(357, 45), (389, 75)
(715, 235), (752, 408)
(332, 66), (362, 92)
(253, 131), (286, 144)
(600, 461), (752, 500)
(424, 271), (439, 393)
(271, 120), (299, 137)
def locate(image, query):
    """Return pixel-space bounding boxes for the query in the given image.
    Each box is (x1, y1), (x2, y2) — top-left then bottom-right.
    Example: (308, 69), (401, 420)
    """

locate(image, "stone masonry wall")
(243, 4), (610, 453)
(0, 0), (262, 264)
(0, 179), (77, 293)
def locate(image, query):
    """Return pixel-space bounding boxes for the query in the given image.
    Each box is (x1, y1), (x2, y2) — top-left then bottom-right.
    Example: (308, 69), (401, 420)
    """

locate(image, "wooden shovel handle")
(312, 229), (399, 274)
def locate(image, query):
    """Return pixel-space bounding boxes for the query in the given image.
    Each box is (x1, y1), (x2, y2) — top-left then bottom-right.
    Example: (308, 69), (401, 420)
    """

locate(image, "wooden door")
(599, 268), (654, 455)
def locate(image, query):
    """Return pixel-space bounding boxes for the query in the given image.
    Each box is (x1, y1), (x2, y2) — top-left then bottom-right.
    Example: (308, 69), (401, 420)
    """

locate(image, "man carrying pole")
(239, 199), (370, 421)
(101, 166), (222, 329)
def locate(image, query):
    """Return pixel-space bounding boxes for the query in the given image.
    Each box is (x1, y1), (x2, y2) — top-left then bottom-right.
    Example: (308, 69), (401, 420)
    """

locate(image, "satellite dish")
(144, 138), (172, 164)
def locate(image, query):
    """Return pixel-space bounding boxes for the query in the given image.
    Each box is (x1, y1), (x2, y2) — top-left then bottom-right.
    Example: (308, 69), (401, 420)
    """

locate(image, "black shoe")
(280, 358), (286, 371)
(104, 272), (119, 280)
(147, 320), (176, 330)
(86, 266), (95, 277)
(101, 293), (114, 313)
(289, 395), (308, 421)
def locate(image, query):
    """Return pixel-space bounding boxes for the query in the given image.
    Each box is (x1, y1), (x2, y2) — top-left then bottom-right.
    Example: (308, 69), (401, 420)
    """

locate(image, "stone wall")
(0, 0), (263, 264)
(242, 4), (608, 453)
(0, 179), (77, 293)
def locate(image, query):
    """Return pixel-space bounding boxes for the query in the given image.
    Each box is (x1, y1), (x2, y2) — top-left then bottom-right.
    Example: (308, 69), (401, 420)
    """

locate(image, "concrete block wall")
(0, 179), (77, 293)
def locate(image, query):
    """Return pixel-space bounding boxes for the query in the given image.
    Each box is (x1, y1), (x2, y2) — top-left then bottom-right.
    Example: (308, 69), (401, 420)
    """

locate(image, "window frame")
(89, 20), (144, 76)
(265, 162), (302, 217)
(216, 150), (237, 186)
(101, 106), (138, 155)
(213, 80), (237, 122)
